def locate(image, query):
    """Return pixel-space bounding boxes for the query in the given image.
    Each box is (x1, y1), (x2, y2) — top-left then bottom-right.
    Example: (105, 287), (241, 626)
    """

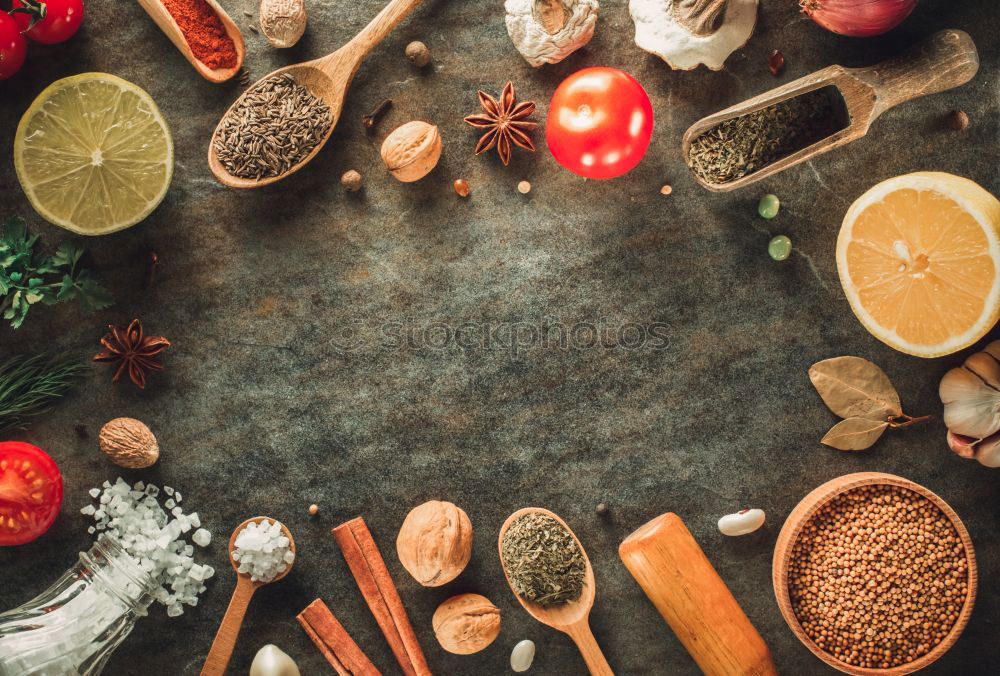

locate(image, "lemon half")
(14, 73), (173, 236)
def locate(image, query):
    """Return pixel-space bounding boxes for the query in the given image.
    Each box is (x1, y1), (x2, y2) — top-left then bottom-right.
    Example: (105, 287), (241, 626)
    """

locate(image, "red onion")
(800, 0), (917, 37)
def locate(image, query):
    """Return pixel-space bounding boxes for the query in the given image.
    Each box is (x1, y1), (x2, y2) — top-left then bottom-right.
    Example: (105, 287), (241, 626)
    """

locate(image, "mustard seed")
(788, 485), (967, 669)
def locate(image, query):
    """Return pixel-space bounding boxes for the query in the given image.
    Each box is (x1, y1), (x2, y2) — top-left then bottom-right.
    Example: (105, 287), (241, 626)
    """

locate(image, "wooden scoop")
(208, 0), (425, 188)
(499, 507), (613, 676)
(201, 517), (296, 676)
(137, 0), (244, 83)
(619, 513), (776, 676)
(682, 29), (979, 192)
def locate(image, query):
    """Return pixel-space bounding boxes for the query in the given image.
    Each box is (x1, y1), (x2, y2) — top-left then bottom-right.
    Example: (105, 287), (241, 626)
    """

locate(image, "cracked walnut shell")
(396, 500), (472, 586)
(99, 418), (159, 469)
(432, 594), (501, 655)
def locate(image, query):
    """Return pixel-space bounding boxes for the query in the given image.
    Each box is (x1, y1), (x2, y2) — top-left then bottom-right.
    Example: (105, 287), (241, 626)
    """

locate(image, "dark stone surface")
(1, 1), (999, 674)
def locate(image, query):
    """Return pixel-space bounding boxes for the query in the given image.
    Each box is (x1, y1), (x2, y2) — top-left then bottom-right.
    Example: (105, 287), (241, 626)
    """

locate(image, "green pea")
(769, 235), (792, 261)
(758, 193), (780, 219)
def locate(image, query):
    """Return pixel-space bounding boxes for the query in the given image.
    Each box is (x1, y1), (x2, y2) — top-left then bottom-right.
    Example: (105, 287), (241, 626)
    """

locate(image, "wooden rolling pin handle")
(201, 577), (256, 676)
(566, 621), (615, 676)
(858, 29), (979, 118)
(619, 513), (777, 676)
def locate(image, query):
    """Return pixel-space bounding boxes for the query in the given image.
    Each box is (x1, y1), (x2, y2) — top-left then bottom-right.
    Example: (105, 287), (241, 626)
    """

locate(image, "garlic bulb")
(505, 0), (600, 67)
(629, 0), (758, 71)
(940, 340), (1000, 438)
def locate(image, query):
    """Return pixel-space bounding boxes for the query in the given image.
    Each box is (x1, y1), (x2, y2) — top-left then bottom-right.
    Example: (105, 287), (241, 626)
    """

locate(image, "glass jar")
(0, 537), (155, 676)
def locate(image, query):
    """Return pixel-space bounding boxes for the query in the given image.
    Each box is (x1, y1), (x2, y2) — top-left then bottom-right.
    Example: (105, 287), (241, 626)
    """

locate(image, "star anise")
(93, 319), (171, 389)
(464, 81), (537, 166)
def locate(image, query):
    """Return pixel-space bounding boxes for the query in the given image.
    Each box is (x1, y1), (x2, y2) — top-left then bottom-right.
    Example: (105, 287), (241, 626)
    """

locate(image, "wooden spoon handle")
(201, 577), (256, 676)
(856, 29), (978, 118)
(348, 0), (425, 57)
(566, 621), (614, 676)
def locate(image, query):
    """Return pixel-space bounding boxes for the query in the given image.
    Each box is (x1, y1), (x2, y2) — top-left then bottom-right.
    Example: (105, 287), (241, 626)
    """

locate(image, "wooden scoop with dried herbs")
(809, 356), (928, 451)
(501, 512), (586, 606)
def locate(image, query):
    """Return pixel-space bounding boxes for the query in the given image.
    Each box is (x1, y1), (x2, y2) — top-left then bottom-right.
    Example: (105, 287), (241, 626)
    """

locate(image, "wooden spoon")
(201, 517), (296, 676)
(208, 0), (425, 188)
(498, 507), (613, 676)
(137, 0), (245, 84)
(682, 29), (979, 192)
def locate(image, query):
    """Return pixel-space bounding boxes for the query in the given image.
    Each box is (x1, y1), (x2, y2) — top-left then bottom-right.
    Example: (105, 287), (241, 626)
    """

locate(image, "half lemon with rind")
(837, 172), (1000, 358)
(14, 73), (173, 236)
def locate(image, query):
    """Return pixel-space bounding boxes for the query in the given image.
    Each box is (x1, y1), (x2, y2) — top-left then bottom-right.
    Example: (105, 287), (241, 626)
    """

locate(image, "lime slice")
(14, 73), (173, 236)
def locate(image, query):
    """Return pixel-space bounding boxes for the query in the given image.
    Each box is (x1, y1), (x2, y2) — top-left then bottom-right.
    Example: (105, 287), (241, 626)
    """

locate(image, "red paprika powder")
(161, 0), (237, 70)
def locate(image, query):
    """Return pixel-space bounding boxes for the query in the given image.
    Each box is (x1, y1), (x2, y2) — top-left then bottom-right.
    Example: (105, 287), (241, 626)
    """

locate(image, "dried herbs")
(501, 512), (585, 606)
(809, 356), (928, 451)
(213, 74), (332, 180)
(0, 352), (88, 431)
(1, 217), (113, 329)
(689, 88), (845, 185)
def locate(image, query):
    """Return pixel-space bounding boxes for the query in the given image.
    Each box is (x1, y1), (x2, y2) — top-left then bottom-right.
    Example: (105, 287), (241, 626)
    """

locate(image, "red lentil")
(788, 485), (968, 669)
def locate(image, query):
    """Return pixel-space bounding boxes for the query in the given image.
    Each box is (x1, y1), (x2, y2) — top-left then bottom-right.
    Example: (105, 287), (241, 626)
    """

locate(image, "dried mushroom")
(396, 500), (472, 586)
(505, 0), (599, 67)
(629, 0), (758, 71)
(432, 594), (501, 655)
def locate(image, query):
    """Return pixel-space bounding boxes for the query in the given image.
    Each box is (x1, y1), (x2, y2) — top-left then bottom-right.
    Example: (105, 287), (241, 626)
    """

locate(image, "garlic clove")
(965, 350), (1000, 390)
(250, 644), (300, 676)
(983, 339), (1000, 362)
(947, 430), (979, 459)
(940, 365), (1000, 438)
(976, 431), (1000, 468)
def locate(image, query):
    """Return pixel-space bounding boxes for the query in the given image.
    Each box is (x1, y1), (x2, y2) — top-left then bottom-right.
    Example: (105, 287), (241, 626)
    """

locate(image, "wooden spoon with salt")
(208, 0), (425, 189)
(201, 517), (296, 676)
(137, 0), (245, 84)
(499, 508), (613, 675)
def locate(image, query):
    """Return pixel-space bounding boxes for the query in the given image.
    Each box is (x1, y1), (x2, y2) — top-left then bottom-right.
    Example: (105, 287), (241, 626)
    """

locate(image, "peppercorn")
(405, 41), (430, 67)
(946, 110), (969, 131)
(341, 170), (362, 192)
(308, 504), (319, 516)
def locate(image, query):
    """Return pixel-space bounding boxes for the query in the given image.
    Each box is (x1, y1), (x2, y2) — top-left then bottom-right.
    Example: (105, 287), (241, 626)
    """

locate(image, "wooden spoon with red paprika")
(138, 0), (244, 84)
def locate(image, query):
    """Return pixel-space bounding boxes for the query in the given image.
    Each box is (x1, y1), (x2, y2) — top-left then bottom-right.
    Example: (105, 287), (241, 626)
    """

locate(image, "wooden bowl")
(773, 472), (976, 675)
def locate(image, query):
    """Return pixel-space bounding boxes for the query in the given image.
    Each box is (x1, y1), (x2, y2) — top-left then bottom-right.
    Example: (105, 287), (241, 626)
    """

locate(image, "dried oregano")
(809, 356), (928, 451)
(501, 513), (585, 606)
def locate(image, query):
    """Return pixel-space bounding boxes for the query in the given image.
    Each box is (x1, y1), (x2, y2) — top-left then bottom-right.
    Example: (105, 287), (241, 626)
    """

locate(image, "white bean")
(510, 639), (536, 672)
(718, 509), (765, 536)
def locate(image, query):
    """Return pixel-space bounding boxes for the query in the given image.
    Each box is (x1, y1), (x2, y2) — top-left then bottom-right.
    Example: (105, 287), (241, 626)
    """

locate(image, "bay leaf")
(821, 417), (889, 451)
(809, 356), (902, 421)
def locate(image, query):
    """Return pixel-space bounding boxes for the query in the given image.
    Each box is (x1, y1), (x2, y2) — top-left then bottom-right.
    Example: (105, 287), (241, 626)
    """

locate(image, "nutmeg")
(432, 593), (501, 655)
(259, 0), (307, 49)
(380, 121), (441, 182)
(99, 418), (159, 468)
(396, 500), (472, 586)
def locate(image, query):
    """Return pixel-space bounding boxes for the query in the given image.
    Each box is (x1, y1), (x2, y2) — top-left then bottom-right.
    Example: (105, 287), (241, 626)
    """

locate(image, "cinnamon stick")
(297, 598), (380, 676)
(332, 517), (431, 676)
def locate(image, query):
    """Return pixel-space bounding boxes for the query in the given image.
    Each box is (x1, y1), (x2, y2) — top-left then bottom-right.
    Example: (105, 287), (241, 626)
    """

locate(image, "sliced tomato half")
(0, 442), (63, 546)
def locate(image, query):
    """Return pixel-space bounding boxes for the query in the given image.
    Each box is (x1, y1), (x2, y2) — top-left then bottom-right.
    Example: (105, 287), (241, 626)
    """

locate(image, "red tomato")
(12, 0), (84, 45)
(0, 13), (27, 80)
(546, 67), (654, 180)
(0, 442), (63, 545)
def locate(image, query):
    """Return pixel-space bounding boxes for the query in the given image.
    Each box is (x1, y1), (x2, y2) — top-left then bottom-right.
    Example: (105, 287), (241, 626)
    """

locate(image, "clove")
(144, 251), (159, 289)
(363, 99), (392, 131)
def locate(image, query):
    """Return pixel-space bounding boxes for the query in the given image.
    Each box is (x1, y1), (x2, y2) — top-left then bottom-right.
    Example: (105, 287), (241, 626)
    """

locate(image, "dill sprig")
(0, 352), (88, 431)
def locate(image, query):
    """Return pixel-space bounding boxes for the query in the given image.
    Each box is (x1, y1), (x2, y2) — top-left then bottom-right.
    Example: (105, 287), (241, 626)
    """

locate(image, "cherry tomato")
(0, 441), (63, 546)
(546, 67), (654, 180)
(12, 0), (84, 45)
(0, 13), (27, 80)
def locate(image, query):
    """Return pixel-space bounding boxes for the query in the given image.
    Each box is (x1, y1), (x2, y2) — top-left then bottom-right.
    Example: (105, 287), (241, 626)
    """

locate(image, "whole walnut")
(380, 121), (441, 182)
(396, 500), (472, 586)
(99, 418), (159, 468)
(432, 594), (501, 655)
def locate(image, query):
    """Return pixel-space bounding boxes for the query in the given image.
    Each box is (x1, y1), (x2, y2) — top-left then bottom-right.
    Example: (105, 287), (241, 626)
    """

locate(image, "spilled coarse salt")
(231, 519), (294, 583)
(81, 478), (214, 617)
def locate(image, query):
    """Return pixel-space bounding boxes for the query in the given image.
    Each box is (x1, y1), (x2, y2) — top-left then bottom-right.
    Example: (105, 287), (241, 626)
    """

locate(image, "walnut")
(432, 594), (501, 655)
(395, 500), (472, 586)
(259, 0), (307, 49)
(98, 418), (159, 469)
(380, 121), (441, 183)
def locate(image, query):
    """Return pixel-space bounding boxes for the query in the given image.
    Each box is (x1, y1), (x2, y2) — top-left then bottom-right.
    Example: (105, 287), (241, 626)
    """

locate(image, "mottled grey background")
(1, 0), (999, 674)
